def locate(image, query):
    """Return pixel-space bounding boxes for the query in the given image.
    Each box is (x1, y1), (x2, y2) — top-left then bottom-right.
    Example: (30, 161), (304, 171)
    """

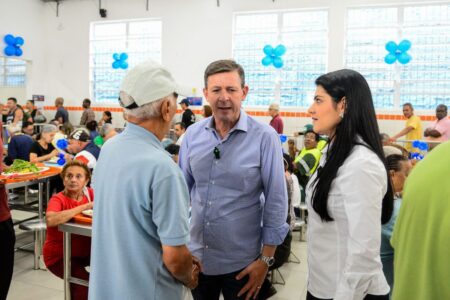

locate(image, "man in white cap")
(89, 60), (200, 300)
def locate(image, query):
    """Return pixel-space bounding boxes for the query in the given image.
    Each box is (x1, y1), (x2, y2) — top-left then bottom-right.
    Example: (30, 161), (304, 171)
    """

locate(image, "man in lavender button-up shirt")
(179, 59), (288, 300)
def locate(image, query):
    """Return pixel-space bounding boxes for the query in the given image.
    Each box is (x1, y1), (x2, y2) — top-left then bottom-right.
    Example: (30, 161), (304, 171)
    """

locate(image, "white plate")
(82, 209), (93, 217)
(47, 157), (59, 163)
(1, 166), (50, 177)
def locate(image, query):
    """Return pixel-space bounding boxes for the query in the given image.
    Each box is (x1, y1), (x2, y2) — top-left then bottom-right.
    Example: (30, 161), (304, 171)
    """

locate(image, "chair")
(289, 250), (300, 264)
(269, 231), (292, 286)
(18, 218), (47, 270)
(294, 204), (308, 241)
(270, 268), (286, 285)
(294, 218), (306, 241)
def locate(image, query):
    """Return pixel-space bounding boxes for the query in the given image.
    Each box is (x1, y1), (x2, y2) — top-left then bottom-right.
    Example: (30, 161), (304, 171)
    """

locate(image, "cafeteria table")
(3, 165), (62, 219)
(1, 165), (62, 268)
(59, 222), (91, 300)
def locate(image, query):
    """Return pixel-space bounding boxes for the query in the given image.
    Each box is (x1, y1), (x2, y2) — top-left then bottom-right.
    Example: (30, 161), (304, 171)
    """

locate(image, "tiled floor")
(8, 211), (307, 300)
(8, 235), (64, 300)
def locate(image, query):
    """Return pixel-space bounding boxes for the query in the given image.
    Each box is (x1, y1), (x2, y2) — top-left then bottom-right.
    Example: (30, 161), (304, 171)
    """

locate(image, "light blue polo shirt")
(89, 123), (190, 300)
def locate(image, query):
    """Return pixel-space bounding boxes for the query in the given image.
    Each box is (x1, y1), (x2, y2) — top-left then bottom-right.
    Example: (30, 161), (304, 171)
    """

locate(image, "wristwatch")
(259, 254), (275, 267)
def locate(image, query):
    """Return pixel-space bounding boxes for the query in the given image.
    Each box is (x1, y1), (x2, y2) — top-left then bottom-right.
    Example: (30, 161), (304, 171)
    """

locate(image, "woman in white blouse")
(306, 69), (393, 300)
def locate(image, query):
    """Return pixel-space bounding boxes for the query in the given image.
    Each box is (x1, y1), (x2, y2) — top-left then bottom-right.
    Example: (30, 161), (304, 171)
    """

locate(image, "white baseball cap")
(119, 60), (186, 109)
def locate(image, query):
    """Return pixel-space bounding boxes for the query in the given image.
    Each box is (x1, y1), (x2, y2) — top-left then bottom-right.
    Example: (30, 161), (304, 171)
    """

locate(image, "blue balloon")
(120, 61), (128, 69)
(263, 45), (273, 56)
(410, 152), (419, 160)
(4, 46), (16, 56)
(112, 53), (120, 60)
(384, 53), (397, 64)
(398, 40), (411, 52)
(14, 47), (22, 56)
(274, 44), (287, 56)
(397, 52), (411, 64)
(120, 53), (128, 60)
(418, 142), (428, 151)
(14, 37), (24, 46)
(112, 61), (121, 69)
(412, 140), (420, 148)
(57, 158), (66, 166)
(56, 139), (68, 149)
(4, 34), (15, 45)
(279, 134), (287, 143)
(385, 41), (397, 53)
(273, 57), (284, 69)
(262, 56), (272, 66)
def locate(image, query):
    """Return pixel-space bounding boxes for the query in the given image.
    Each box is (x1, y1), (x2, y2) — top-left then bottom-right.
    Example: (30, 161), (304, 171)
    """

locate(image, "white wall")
(0, 0), (47, 101)
(0, 88), (26, 104)
(1, 0), (440, 134)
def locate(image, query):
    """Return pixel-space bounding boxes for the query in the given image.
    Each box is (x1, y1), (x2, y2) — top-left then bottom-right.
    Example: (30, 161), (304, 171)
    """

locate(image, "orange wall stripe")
(44, 106), (445, 121)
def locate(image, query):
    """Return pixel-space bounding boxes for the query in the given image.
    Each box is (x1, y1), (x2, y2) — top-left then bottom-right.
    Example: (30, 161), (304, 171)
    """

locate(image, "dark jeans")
(47, 257), (90, 300)
(306, 291), (389, 300)
(0, 218), (15, 300)
(192, 269), (266, 300)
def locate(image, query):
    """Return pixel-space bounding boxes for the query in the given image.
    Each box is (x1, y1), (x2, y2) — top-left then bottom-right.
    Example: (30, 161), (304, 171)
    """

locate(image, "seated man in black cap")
(66, 128), (101, 170)
(179, 98), (196, 128)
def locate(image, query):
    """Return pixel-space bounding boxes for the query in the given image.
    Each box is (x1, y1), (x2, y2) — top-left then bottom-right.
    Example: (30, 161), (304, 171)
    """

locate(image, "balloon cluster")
(262, 45), (287, 69)
(51, 133), (71, 166)
(112, 53), (129, 69)
(384, 40), (412, 65)
(410, 140), (428, 160)
(55, 138), (69, 165)
(412, 140), (428, 151)
(57, 153), (66, 166)
(3, 34), (24, 57)
(56, 138), (68, 150)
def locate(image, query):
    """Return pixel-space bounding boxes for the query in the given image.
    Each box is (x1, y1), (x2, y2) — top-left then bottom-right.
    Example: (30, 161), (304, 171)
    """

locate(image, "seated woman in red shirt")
(43, 160), (93, 300)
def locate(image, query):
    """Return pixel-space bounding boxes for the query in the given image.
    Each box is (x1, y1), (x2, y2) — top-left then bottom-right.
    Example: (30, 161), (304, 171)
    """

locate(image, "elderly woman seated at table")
(29, 124), (59, 163)
(43, 160), (94, 300)
(380, 154), (412, 297)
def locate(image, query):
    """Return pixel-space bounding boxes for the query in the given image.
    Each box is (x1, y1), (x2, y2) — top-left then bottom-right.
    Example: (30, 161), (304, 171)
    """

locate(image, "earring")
(339, 112), (344, 119)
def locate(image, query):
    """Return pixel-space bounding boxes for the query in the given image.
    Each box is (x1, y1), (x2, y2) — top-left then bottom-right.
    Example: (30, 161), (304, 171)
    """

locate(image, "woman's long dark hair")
(311, 69), (393, 224)
(104, 111), (112, 123)
(386, 154), (408, 172)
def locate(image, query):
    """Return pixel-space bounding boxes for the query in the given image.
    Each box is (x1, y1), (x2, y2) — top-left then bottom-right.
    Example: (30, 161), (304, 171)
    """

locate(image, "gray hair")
(125, 95), (175, 120)
(100, 123), (115, 137)
(42, 124), (58, 133)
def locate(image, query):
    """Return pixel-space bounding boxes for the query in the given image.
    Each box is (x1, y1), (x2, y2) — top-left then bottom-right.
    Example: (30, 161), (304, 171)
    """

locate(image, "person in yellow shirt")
(390, 103), (422, 152)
